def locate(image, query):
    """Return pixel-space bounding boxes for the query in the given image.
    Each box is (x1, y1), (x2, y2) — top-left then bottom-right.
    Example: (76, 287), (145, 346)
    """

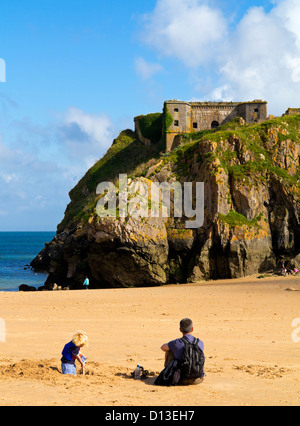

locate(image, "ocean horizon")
(0, 232), (55, 292)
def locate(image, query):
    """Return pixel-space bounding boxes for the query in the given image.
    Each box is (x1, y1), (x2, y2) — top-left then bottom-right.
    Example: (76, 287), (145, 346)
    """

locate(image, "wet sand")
(0, 275), (299, 406)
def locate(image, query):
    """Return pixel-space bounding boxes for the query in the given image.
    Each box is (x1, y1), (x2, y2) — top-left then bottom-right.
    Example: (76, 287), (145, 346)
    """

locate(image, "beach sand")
(0, 275), (299, 406)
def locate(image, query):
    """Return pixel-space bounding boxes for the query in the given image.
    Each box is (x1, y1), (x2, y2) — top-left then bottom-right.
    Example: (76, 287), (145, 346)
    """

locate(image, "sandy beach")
(0, 275), (299, 406)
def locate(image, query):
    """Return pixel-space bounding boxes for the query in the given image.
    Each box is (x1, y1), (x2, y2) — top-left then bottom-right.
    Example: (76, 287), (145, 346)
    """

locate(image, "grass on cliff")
(218, 210), (263, 228)
(58, 114), (300, 232)
(58, 129), (165, 231)
(162, 114), (300, 187)
(136, 113), (163, 143)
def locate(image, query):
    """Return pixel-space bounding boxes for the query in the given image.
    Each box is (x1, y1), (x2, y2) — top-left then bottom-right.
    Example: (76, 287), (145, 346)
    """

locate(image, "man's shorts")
(179, 377), (204, 385)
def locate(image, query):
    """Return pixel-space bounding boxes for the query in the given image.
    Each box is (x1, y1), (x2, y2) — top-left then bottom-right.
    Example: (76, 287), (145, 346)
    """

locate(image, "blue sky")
(0, 0), (300, 231)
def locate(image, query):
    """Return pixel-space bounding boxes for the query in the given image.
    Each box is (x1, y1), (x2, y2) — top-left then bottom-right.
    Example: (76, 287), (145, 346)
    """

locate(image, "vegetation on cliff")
(134, 113), (163, 143)
(58, 129), (165, 232)
(32, 112), (300, 289)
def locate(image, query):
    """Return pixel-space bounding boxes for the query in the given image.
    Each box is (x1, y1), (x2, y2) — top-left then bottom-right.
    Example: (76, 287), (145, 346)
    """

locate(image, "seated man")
(160, 318), (205, 385)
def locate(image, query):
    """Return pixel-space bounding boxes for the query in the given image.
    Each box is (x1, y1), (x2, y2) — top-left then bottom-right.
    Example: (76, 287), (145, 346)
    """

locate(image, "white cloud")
(64, 107), (113, 146)
(286, 57), (300, 83)
(143, 0), (300, 115)
(0, 173), (18, 183)
(0, 133), (66, 230)
(0, 106), (119, 230)
(274, 0), (300, 49)
(60, 107), (114, 167)
(135, 57), (163, 80)
(142, 0), (227, 68)
(209, 3), (300, 114)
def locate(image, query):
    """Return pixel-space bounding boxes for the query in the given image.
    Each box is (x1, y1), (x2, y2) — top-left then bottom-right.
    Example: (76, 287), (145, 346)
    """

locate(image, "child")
(83, 277), (89, 290)
(61, 330), (88, 376)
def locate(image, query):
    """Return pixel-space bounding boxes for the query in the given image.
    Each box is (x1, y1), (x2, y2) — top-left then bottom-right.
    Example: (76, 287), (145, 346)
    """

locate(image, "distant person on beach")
(83, 276), (89, 290)
(61, 331), (88, 376)
(281, 261), (287, 276)
(155, 318), (205, 386)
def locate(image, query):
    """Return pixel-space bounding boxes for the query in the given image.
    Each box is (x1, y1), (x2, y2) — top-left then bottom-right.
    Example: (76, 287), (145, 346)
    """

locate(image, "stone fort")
(164, 99), (267, 151)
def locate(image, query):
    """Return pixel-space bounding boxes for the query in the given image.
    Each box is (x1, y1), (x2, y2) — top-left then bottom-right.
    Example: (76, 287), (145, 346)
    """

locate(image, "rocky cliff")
(31, 114), (300, 289)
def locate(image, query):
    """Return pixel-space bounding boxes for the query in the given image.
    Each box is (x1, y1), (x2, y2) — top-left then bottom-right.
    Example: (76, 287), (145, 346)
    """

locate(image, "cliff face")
(31, 115), (300, 289)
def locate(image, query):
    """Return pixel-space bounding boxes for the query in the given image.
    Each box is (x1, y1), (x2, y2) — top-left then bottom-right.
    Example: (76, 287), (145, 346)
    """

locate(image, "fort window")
(254, 108), (259, 113)
(174, 108), (179, 112)
(193, 122), (198, 129)
(211, 121), (219, 129)
(174, 120), (179, 127)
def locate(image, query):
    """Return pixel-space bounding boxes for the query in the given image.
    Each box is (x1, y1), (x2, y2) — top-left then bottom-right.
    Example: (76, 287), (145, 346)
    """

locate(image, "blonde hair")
(72, 330), (89, 348)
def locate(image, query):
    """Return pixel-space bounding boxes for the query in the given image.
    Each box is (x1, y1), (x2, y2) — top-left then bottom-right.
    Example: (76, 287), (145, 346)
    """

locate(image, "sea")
(0, 232), (56, 292)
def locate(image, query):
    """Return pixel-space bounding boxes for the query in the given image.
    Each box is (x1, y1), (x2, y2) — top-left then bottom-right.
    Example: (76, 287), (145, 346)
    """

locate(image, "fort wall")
(284, 108), (300, 116)
(164, 100), (268, 151)
(134, 99), (270, 152)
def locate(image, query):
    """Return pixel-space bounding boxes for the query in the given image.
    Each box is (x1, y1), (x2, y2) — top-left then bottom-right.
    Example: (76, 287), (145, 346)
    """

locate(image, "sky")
(0, 0), (300, 231)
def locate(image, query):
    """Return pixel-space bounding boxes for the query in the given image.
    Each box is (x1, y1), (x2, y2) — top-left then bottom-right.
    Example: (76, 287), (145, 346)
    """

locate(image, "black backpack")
(179, 336), (205, 380)
(154, 359), (180, 386)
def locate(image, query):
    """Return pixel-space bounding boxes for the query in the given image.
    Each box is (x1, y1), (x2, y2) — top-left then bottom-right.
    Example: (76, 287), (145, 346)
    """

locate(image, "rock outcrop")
(19, 284), (37, 292)
(31, 115), (300, 289)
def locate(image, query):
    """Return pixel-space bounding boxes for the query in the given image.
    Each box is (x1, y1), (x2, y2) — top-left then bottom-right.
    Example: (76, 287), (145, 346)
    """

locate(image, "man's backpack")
(179, 336), (205, 380)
